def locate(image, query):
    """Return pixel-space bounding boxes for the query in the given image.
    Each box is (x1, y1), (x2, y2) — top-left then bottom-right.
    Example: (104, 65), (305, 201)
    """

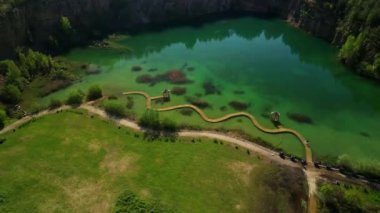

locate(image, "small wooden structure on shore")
(270, 111), (281, 122)
(163, 89), (170, 101)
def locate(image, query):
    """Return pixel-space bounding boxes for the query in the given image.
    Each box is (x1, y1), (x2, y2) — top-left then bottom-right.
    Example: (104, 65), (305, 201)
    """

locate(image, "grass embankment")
(0, 109), (307, 212)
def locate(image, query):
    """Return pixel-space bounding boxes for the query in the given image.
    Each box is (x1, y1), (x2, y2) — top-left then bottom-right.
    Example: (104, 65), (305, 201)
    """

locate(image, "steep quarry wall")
(0, 0), (336, 59)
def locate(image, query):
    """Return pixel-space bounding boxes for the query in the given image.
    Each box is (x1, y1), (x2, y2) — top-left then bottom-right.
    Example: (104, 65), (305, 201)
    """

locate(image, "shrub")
(138, 110), (160, 130)
(0, 109), (7, 130)
(0, 60), (25, 89)
(115, 189), (169, 213)
(60, 16), (73, 35)
(29, 102), (46, 115)
(18, 49), (55, 77)
(1, 84), (22, 104)
(87, 85), (102, 101)
(103, 100), (125, 118)
(50, 70), (75, 81)
(49, 98), (62, 109)
(66, 90), (84, 106)
(161, 118), (177, 132)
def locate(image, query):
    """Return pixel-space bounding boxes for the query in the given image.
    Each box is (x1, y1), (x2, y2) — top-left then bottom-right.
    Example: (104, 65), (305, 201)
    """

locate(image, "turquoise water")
(48, 17), (380, 164)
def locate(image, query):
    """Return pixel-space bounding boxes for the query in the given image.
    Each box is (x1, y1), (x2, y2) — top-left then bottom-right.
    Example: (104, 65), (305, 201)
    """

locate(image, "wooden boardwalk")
(124, 90), (317, 213)
(123, 91), (313, 164)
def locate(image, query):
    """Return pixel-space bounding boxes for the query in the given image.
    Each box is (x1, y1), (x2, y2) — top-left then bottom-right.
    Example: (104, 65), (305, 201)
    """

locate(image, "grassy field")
(0, 109), (307, 212)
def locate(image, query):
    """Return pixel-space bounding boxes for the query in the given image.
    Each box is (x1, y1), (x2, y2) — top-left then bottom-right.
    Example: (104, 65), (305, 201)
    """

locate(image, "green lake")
(48, 17), (380, 164)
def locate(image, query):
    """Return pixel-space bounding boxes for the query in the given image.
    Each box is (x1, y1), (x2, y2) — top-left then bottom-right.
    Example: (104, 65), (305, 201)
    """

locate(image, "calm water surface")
(50, 17), (380, 164)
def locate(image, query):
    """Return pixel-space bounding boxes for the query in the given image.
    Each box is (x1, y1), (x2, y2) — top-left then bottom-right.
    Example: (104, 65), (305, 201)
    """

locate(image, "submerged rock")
(287, 112), (313, 124)
(180, 109), (193, 116)
(136, 74), (154, 83)
(81, 64), (88, 69)
(220, 106), (227, 111)
(186, 96), (210, 109)
(86, 64), (102, 75)
(229, 101), (250, 110)
(131, 65), (143, 72)
(171, 87), (187, 96)
(203, 80), (221, 95)
(136, 70), (192, 85)
(360, 132), (370, 138)
(164, 70), (192, 84)
(261, 105), (272, 119)
(126, 96), (134, 109)
(233, 90), (245, 95)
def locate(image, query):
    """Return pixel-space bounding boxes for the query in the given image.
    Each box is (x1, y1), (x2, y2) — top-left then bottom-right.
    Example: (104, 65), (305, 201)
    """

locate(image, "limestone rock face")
(288, 0), (338, 42)
(0, 0), (337, 59)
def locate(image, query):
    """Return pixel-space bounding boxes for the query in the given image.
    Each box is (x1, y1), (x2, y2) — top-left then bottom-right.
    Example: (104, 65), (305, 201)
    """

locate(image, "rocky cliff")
(0, 0), (372, 77)
(0, 0), (301, 58)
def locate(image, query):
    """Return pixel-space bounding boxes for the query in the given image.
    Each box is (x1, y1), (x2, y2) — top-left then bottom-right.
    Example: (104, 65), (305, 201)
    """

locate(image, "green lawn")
(0, 109), (307, 212)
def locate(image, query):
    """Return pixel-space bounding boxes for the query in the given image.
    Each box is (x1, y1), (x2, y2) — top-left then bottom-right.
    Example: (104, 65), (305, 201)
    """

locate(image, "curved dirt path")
(0, 106), (70, 135)
(124, 90), (317, 213)
(124, 91), (313, 164)
(158, 104), (313, 164)
(0, 99), (318, 213)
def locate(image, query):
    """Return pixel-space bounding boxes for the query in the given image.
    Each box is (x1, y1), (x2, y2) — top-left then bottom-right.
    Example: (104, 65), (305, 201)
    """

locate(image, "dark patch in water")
(261, 112), (270, 119)
(187, 67), (195, 72)
(229, 101), (250, 110)
(180, 109), (193, 116)
(233, 90), (245, 95)
(171, 87), (187, 96)
(261, 105), (272, 119)
(136, 70), (192, 85)
(203, 80), (221, 95)
(108, 95), (118, 100)
(195, 93), (202, 98)
(148, 68), (158, 72)
(180, 62), (188, 70)
(220, 106), (227, 111)
(126, 96), (134, 109)
(186, 96), (211, 109)
(131, 65), (143, 72)
(287, 112), (313, 124)
(360, 132), (370, 138)
(136, 74), (154, 84)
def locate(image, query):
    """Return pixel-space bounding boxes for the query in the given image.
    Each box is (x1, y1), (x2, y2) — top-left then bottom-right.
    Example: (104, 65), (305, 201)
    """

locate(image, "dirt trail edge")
(0, 102), (318, 213)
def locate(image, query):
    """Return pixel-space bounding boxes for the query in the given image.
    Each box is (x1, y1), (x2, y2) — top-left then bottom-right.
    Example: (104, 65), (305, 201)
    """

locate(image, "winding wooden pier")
(123, 91), (313, 164)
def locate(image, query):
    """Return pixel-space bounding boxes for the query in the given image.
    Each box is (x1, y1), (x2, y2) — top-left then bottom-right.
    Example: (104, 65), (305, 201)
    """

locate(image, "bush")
(29, 102), (46, 115)
(0, 109), (7, 130)
(66, 90), (84, 106)
(60, 16), (73, 35)
(87, 85), (102, 101)
(49, 98), (62, 109)
(1, 84), (22, 104)
(318, 182), (380, 212)
(103, 100), (125, 118)
(138, 110), (160, 130)
(18, 49), (55, 77)
(161, 118), (177, 132)
(115, 189), (169, 213)
(0, 60), (25, 89)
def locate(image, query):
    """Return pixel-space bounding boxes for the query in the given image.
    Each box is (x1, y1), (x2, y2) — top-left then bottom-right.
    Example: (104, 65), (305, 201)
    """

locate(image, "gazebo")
(163, 89), (170, 101)
(270, 111), (281, 123)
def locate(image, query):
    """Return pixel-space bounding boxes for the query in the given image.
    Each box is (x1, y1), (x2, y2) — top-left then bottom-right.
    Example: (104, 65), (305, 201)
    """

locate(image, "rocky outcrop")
(0, 0), (342, 60)
(0, 0), (297, 58)
(288, 0), (338, 42)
